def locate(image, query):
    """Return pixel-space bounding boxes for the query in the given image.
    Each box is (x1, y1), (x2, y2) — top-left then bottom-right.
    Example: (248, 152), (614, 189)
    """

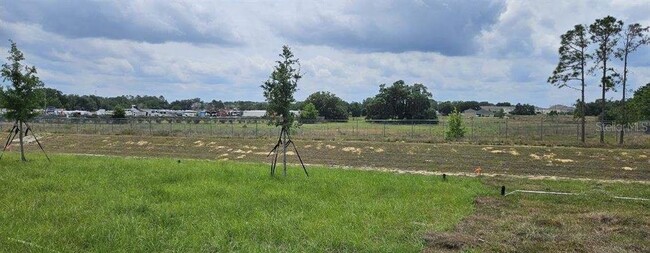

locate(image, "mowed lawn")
(0, 154), (487, 252)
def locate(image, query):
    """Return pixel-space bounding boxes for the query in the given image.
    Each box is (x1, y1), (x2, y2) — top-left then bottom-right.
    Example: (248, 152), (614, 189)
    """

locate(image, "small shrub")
(445, 108), (466, 140)
(112, 106), (126, 119)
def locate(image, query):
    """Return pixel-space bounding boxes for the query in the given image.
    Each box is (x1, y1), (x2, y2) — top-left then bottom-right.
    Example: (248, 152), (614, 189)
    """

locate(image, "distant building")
(535, 107), (550, 114)
(181, 110), (197, 117)
(145, 109), (176, 117)
(462, 109), (477, 117)
(45, 107), (65, 116)
(94, 109), (112, 116)
(481, 106), (515, 114)
(463, 108), (493, 117)
(476, 109), (493, 117)
(63, 110), (92, 117)
(242, 110), (267, 118)
(126, 105), (147, 117)
(548, 104), (575, 114)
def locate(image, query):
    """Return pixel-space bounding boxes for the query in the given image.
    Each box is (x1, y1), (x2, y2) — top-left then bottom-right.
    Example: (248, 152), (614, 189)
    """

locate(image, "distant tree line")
(35, 87), (269, 111)
(362, 80), (437, 120)
(16, 83), (650, 123)
(23, 86), (540, 120)
(575, 83), (650, 122)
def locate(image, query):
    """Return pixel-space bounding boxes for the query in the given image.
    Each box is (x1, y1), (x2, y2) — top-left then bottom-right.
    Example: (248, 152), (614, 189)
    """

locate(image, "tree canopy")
(299, 102), (318, 123)
(437, 101), (481, 115)
(629, 83), (650, 121)
(348, 102), (363, 117)
(510, 103), (536, 115)
(261, 45), (301, 128)
(305, 91), (348, 120)
(0, 41), (44, 122)
(364, 81), (437, 120)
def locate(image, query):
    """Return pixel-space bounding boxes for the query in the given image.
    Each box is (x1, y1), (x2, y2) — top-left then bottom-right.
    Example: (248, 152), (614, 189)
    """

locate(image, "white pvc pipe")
(504, 189), (650, 201)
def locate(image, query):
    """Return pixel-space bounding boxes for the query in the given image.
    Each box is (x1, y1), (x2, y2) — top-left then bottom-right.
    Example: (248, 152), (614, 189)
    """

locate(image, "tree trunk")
(581, 87), (586, 144)
(581, 51), (586, 144)
(282, 128), (288, 176)
(619, 51), (628, 145)
(600, 60), (606, 144)
(18, 120), (26, 162)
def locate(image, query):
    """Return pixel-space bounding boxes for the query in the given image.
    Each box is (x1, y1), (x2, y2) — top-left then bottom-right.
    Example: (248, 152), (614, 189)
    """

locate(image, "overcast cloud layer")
(1, 0), (649, 107)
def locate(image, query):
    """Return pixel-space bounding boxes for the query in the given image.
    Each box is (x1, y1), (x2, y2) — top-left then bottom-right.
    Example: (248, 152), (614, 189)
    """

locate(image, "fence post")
(505, 118), (508, 141)
(209, 119), (213, 136)
(411, 120), (414, 138)
(356, 118), (359, 137)
(149, 119), (153, 135)
(539, 118), (544, 141)
(383, 121), (386, 138)
(471, 117), (474, 141)
(442, 119), (446, 139)
(255, 120), (258, 137)
(326, 122), (330, 139)
(231, 121), (234, 137)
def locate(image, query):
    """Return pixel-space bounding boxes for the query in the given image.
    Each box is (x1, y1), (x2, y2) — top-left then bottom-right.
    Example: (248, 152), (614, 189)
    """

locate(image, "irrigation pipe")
(504, 190), (578, 196)
(611, 196), (650, 201)
(7, 237), (61, 253)
(503, 189), (650, 201)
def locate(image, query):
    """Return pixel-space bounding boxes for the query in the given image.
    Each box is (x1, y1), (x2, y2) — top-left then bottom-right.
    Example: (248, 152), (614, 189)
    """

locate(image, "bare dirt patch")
(423, 232), (478, 252)
(424, 189), (650, 252)
(33, 134), (650, 181)
(342, 147), (362, 155)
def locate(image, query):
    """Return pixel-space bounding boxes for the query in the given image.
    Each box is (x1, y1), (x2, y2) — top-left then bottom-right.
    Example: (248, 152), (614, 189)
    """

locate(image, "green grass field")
(2, 132), (649, 252)
(0, 154), (487, 252)
(1, 152), (648, 252)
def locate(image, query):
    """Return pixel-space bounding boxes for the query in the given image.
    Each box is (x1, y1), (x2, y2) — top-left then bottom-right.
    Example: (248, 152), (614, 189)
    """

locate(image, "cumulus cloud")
(1, 0), (243, 45)
(0, 0), (648, 107)
(276, 0), (505, 56)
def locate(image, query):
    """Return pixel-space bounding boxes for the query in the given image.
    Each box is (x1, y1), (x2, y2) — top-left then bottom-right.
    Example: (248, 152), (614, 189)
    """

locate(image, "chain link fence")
(1, 117), (648, 146)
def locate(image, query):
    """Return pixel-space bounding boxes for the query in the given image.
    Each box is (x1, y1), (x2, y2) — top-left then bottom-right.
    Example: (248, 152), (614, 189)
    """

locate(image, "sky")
(1, 0), (649, 107)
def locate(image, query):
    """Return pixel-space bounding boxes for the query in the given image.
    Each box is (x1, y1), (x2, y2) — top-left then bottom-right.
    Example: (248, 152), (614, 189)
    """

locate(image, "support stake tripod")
(1, 120), (50, 162)
(266, 126), (308, 177)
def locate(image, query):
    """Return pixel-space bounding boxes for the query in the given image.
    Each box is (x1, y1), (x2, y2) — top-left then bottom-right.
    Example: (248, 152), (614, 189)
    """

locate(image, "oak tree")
(0, 41), (45, 161)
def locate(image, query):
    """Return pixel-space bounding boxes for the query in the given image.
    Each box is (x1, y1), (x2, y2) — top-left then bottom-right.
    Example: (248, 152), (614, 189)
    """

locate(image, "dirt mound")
(423, 232), (479, 252)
